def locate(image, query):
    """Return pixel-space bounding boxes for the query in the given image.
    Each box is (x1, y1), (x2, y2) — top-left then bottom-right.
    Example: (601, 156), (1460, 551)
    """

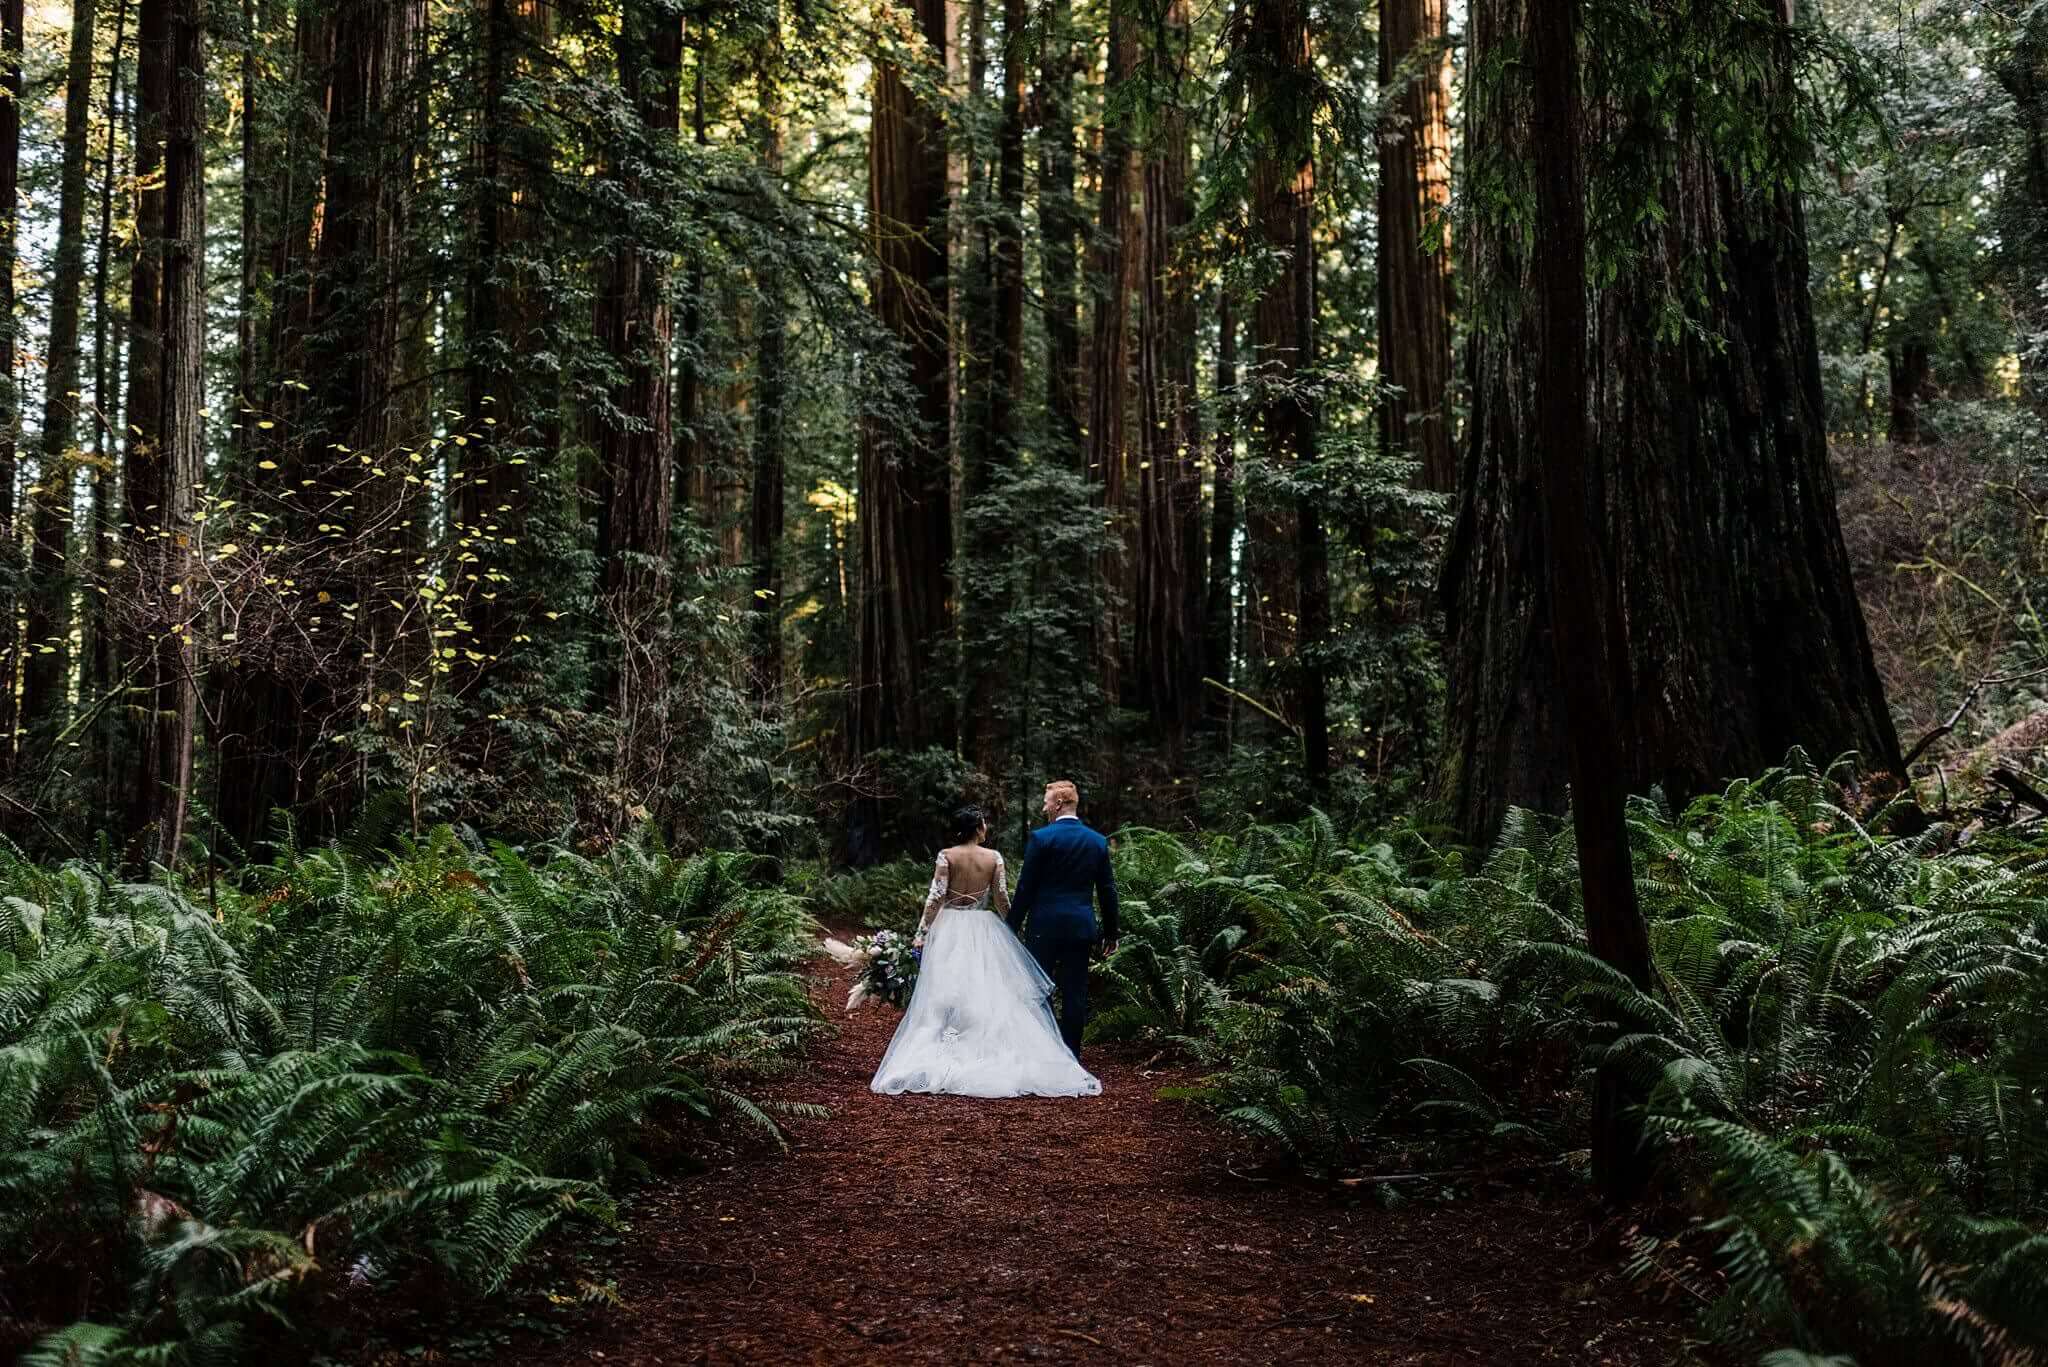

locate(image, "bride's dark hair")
(949, 805), (986, 844)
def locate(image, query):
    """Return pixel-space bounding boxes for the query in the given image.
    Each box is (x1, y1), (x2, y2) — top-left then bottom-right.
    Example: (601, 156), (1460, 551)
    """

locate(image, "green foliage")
(0, 830), (822, 1362)
(1094, 753), (2048, 1360)
(801, 858), (931, 934)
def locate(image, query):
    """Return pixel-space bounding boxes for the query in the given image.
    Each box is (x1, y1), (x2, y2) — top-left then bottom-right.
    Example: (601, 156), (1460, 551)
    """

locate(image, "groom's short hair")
(1045, 779), (1079, 812)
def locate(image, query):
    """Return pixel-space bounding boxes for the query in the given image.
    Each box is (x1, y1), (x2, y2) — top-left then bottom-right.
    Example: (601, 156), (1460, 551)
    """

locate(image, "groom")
(1006, 779), (1119, 1062)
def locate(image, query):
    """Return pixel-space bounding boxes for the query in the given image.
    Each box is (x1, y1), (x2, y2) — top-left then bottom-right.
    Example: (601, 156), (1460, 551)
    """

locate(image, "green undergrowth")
(0, 824), (824, 1364)
(1092, 751), (2048, 1365)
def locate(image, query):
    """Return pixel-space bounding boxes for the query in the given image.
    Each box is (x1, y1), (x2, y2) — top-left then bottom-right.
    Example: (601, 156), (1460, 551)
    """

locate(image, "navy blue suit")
(1006, 816), (1119, 1059)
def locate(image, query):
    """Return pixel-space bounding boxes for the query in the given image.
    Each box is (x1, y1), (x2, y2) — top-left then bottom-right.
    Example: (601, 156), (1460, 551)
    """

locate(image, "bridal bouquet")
(820, 929), (921, 1012)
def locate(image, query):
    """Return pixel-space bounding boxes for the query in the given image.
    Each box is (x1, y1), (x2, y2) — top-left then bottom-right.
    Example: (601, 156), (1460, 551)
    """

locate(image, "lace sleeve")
(990, 851), (1011, 918)
(917, 852), (949, 937)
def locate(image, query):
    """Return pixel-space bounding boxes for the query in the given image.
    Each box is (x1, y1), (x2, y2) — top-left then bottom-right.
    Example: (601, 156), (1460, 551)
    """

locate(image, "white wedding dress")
(870, 849), (1102, 1098)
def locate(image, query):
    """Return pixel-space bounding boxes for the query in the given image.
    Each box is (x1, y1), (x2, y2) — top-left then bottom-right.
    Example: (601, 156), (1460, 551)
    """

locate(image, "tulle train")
(870, 908), (1101, 1098)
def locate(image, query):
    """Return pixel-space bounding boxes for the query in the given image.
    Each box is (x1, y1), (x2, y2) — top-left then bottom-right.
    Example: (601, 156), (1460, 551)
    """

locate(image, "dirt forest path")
(526, 935), (1697, 1366)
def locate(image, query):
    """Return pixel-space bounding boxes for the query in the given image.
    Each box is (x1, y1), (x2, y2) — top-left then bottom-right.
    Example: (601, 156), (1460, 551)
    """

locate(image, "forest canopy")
(0, 0), (2036, 862)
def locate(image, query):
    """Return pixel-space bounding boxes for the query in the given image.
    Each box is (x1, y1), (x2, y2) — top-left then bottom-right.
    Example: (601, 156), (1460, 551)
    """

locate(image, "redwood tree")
(1376, 0), (1454, 490)
(750, 20), (787, 706)
(462, 0), (552, 665)
(1202, 293), (1239, 721)
(213, 0), (421, 849)
(599, 1), (682, 813)
(125, 0), (204, 859)
(1242, 0), (1327, 783)
(1037, 0), (1081, 462)
(1084, 9), (1137, 705)
(1526, 0), (1653, 1202)
(1442, 0), (1905, 845)
(1130, 0), (1205, 750)
(20, 0), (101, 747)
(0, 0), (22, 777)
(853, 0), (952, 852)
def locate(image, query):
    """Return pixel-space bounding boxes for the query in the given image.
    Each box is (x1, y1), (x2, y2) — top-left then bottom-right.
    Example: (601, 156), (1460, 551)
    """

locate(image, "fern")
(0, 827), (823, 1361)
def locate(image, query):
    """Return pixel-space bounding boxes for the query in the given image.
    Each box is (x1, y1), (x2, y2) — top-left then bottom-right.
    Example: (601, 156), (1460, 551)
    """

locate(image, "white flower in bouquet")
(821, 936), (869, 969)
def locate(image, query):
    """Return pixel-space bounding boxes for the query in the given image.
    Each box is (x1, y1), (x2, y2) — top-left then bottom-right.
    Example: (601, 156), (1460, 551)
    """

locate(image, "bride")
(870, 806), (1101, 1098)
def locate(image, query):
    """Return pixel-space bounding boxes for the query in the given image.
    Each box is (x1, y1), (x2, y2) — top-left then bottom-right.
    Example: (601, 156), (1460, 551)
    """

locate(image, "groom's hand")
(1093, 937), (1117, 961)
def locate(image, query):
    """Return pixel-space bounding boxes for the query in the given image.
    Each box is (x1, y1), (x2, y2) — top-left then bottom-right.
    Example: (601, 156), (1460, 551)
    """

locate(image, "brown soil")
(507, 938), (1703, 1367)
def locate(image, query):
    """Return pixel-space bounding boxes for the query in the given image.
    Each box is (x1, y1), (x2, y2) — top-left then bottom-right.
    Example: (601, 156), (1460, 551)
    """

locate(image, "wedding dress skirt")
(870, 903), (1102, 1098)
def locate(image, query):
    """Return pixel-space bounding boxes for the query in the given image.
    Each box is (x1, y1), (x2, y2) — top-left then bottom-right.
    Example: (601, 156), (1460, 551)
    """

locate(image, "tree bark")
(673, 55), (707, 555)
(599, 1), (681, 816)
(990, 0), (1025, 462)
(88, 0), (129, 825)
(126, 0), (204, 861)
(1037, 0), (1080, 463)
(213, 0), (420, 850)
(1202, 292), (1238, 724)
(749, 24), (787, 708)
(1441, 0), (1906, 847)
(0, 0), (21, 778)
(21, 0), (102, 745)
(854, 0), (953, 802)
(1245, 0), (1323, 778)
(1085, 9), (1137, 705)
(461, 0), (551, 664)
(1130, 0), (1204, 751)
(1526, 0), (1652, 1204)
(236, 0), (260, 468)
(1376, 0), (1454, 491)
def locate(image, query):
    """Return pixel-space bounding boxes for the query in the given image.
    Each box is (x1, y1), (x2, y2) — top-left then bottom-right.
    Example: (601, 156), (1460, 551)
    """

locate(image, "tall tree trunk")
(122, 0), (167, 564)
(89, 0), (130, 827)
(673, 55), (708, 552)
(958, 0), (1027, 768)
(599, 1), (681, 816)
(211, 0), (331, 854)
(853, 0), (952, 860)
(1130, 0), (1203, 751)
(235, 0), (260, 467)
(1441, 0), (1905, 847)
(462, 0), (550, 665)
(21, 0), (102, 747)
(0, 0), (20, 779)
(990, 0), (1025, 461)
(749, 23), (787, 707)
(1526, 0), (1652, 1203)
(1246, 0), (1324, 778)
(1085, 9), (1137, 705)
(321, 0), (423, 812)
(1376, 0), (1454, 490)
(261, 6), (333, 402)
(125, 0), (203, 860)
(1037, 0), (1080, 462)
(1202, 292), (1238, 724)
(213, 0), (419, 849)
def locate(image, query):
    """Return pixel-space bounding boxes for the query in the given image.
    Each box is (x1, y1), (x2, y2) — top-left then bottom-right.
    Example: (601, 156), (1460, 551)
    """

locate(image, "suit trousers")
(1028, 935), (1090, 1060)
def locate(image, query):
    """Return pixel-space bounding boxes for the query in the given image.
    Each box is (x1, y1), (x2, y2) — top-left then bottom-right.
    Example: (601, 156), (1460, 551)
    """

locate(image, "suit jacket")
(1006, 817), (1119, 945)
